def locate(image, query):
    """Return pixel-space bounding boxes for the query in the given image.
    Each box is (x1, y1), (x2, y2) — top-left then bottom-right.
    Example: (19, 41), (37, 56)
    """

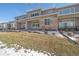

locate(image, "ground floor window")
(44, 18), (51, 25)
(59, 21), (75, 29)
(31, 23), (39, 29)
(17, 23), (26, 29)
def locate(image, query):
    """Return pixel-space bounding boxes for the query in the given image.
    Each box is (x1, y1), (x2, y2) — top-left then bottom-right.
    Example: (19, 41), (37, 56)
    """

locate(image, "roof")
(27, 9), (42, 13)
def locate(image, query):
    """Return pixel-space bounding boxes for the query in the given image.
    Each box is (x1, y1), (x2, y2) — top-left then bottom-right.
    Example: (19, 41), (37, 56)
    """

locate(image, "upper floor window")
(48, 10), (53, 14)
(59, 8), (74, 15)
(48, 10), (57, 14)
(31, 13), (39, 17)
(44, 18), (51, 25)
(75, 6), (79, 12)
(20, 15), (28, 19)
(16, 15), (28, 20)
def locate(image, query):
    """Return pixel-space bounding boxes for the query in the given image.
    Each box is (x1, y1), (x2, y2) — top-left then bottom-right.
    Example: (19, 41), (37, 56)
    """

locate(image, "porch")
(27, 20), (41, 30)
(58, 17), (79, 31)
(58, 12), (79, 31)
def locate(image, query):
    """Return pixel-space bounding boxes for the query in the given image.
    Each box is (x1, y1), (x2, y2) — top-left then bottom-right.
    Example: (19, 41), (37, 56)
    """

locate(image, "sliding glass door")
(59, 21), (75, 29)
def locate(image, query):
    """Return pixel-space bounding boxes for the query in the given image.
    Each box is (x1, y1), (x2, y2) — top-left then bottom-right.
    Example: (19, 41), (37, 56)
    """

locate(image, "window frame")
(44, 18), (52, 25)
(31, 12), (40, 17)
(58, 7), (75, 15)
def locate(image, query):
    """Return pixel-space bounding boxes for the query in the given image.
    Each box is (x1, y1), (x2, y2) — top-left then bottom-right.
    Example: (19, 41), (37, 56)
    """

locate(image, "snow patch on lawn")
(48, 31), (64, 38)
(63, 32), (77, 41)
(35, 31), (64, 38)
(0, 41), (53, 56)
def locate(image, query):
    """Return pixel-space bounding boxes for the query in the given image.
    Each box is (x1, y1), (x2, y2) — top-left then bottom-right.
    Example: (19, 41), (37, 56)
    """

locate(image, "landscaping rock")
(68, 32), (75, 37)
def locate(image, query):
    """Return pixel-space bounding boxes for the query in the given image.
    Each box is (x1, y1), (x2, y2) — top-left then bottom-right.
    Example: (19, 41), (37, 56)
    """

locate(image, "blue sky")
(0, 3), (73, 23)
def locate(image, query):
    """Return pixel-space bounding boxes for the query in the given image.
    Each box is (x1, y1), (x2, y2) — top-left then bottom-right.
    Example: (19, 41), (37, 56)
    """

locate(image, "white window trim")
(44, 17), (52, 25)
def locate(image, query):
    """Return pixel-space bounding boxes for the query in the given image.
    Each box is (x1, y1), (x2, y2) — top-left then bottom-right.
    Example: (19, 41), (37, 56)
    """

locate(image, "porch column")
(39, 19), (44, 30)
(15, 22), (18, 30)
(25, 21), (28, 30)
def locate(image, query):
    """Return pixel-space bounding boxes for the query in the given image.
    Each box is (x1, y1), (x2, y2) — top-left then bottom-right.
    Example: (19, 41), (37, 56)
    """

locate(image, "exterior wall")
(24, 21), (28, 30)
(26, 14), (58, 30)
(41, 8), (57, 15)
(27, 21), (40, 30)
(75, 5), (79, 13)
(15, 4), (79, 31)
(0, 21), (16, 31)
(75, 17), (79, 30)
(3, 24), (7, 30)
(6, 21), (16, 30)
(10, 22), (16, 30)
(0, 23), (8, 31)
(58, 18), (75, 29)
(57, 4), (79, 30)
(40, 15), (58, 30)
(15, 20), (27, 30)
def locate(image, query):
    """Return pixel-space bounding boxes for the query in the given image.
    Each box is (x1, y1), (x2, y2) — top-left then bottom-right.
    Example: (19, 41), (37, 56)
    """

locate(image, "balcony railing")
(16, 12), (58, 20)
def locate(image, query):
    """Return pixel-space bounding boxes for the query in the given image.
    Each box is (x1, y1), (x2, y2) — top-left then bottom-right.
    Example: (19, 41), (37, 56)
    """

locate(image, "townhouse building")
(7, 21), (16, 30)
(0, 23), (7, 31)
(0, 4), (79, 31)
(15, 4), (79, 31)
(15, 8), (58, 31)
(0, 21), (16, 31)
(0, 23), (4, 30)
(58, 4), (79, 31)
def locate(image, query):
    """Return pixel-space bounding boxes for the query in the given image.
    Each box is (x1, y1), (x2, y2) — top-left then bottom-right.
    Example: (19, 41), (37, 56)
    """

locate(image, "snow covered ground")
(48, 31), (64, 38)
(35, 31), (64, 38)
(74, 34), (79, 38)
(63, 32), (77, 41)
(0, 31), (64, 56)
(0, 41), (52, 56)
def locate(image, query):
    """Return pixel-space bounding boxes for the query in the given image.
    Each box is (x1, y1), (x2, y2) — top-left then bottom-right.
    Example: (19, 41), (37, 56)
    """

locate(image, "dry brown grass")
(0, 32), (79, 56)
(75, 38), (79, 44)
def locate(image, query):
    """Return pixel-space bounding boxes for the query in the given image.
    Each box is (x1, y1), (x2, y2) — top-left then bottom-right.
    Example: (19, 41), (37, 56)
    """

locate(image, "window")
(59, 21), (74, 29)
(35, 13), (39, 16)
(59, 8), (74, 15)
(21, 24), (25, 29)
(48, 10), (53, 14)
(31, 14), (35, 17)
(31, 13), (39, 17)
(75, 6), (79, 12)
(16, 15), (27, 20)
(32, 23), (35, 27)
(44, 18), (51, 25)
(32, 23), (39, 28)
(48, 10), (57, 14)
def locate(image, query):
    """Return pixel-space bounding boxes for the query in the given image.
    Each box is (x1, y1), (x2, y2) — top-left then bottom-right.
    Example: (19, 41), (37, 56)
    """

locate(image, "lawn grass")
(0, 32), (79, 55)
